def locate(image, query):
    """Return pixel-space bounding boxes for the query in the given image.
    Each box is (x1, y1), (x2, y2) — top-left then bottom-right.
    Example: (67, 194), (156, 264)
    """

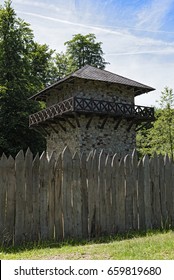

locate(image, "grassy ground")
(0, 230), (174, 260)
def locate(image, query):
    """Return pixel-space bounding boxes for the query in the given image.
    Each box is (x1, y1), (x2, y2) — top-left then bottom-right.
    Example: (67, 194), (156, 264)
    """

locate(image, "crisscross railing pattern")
(29, 96), (154, 127)
(74, 97), (154, 119)
(29, 98), (73, 126)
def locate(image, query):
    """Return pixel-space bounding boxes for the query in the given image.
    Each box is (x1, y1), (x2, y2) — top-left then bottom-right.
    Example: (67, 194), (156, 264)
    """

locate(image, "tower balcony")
(29, 96), (154, 128)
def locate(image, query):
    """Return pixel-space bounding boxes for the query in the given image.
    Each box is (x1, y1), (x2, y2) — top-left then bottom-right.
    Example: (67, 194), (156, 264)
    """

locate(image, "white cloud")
(136, 0), (174, 30)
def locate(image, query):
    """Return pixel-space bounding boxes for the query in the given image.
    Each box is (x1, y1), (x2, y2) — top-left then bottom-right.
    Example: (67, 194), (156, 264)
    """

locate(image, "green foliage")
(136, 87), (174, 159)
(0, 0), (58, 157)
(54, 52), (71, 79)
(55, 33), (109, 78)
(65, 33), (109, 70)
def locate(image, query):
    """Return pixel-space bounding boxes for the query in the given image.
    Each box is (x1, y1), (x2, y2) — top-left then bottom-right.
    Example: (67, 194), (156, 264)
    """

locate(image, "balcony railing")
(29, 96), (154, 127)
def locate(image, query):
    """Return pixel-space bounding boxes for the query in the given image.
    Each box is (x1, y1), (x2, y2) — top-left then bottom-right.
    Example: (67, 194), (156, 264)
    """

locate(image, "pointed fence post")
(5, 156), (15, 246)
(15, 150), (26, 245)
(117, 157), (125, 233)
(48, 152), (56, 241)
(105, 153), (112, 234)
(25, 148), (33, 242)
(98, 150), (107, 235)
(111, 153), (119, 234)
(0, 154), (8, 245)
(62, 146), (73, 239)
(32, 153), (40, 242)
(86, 150), (98, 237)
(150, 155), (161, 229)
(54, 154), (63, 241)
(92, 150), (99, 237)
(143, 154), (152, 230)
(164, 155), (173, 229)
(124, 154), (134, 231)
(137, 158), (146, 231)
(39, 151), (49, 241)
(132, 149), (138, 230)
(72, 152), (82, 239)
(159, 155), (167, 229)
(80, 153), (88, 238)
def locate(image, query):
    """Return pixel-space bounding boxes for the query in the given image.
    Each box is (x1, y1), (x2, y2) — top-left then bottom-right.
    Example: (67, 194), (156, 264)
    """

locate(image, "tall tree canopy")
(55, 33), (109, 77)
(136, 87), (174, 159)
(0, 0), (57, 156)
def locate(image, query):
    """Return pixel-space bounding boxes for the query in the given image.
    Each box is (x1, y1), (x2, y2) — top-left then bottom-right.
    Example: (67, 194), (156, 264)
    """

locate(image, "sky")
(3, 0), (174, 106)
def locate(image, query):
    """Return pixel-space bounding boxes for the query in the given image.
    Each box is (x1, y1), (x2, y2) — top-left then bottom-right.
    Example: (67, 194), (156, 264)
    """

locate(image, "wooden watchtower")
(29, 65), (155, 157)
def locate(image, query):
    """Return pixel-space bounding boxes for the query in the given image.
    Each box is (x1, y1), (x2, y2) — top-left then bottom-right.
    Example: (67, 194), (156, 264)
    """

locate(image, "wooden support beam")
(41, 126), (51, 136)
(45, 119), (66, 132)
(49, 124), (59, 133)
(73, 113), (80, 128)
(114, 118), (122, 130)
(136, 121), (152, 132)
(127, 119), (135, 131)
(30, 126), (47, 137)
(65, 118), (76, 128)
(86, 116), (94, 129)
(57, 121), (66, 132)
(99, 116), (108, 129)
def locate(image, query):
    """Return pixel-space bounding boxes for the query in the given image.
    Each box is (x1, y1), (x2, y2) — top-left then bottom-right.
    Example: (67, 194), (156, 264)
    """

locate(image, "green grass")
(0, 230), (174, 260)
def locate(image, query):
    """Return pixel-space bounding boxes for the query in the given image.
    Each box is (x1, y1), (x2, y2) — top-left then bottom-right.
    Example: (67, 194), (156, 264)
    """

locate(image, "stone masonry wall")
(46, 116), (136, 158)
(46, 79), (136, 157)
(46, 78), (134, 106)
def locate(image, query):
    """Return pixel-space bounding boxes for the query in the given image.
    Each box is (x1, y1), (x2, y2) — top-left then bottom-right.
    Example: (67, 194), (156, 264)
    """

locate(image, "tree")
(136, 87), (174, 159)
(0, 1), (57, 157)
(62, 33), (109, 74)
(54, 52), (71, 80)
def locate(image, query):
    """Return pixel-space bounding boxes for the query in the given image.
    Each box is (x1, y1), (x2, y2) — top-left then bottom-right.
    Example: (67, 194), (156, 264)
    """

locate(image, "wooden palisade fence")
(0, 147), (174, 246)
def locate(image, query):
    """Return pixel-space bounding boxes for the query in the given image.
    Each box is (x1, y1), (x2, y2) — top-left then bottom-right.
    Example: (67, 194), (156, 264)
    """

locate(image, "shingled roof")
(30, 65), (155, 100)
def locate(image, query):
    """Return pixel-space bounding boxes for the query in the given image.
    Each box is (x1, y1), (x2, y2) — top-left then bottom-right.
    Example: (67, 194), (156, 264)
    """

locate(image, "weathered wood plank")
(150, 155), (161, 229)
(158, 155), (167, 229)
(111, 153), (119, 234)
(98, 150), (107, 235)
(132, 149), (138, 230)
(62, 146), (73, 239)
(164, 155), (173, 229)
(54, 154), (63, 241)
(92, 151), (99, 237)
(5, 156), (15, 245)
(72, 152), (82, 239)
(137, 158), (146, 231)
(143, 155), (152, 230)
(15, 150), (26, 245)
(32, 153), (40, 241)
(117, 157), (125, 233)
(25, 148), (33, 242)
(48, 152), (56, 240)
(124, 154), (134, 231)
(0, 154), (8, 245)
(105, 154), (112, 234)
(39, 151), (49, 241)
(86, 150), (97, 237)
(80, 153), (88, 238)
